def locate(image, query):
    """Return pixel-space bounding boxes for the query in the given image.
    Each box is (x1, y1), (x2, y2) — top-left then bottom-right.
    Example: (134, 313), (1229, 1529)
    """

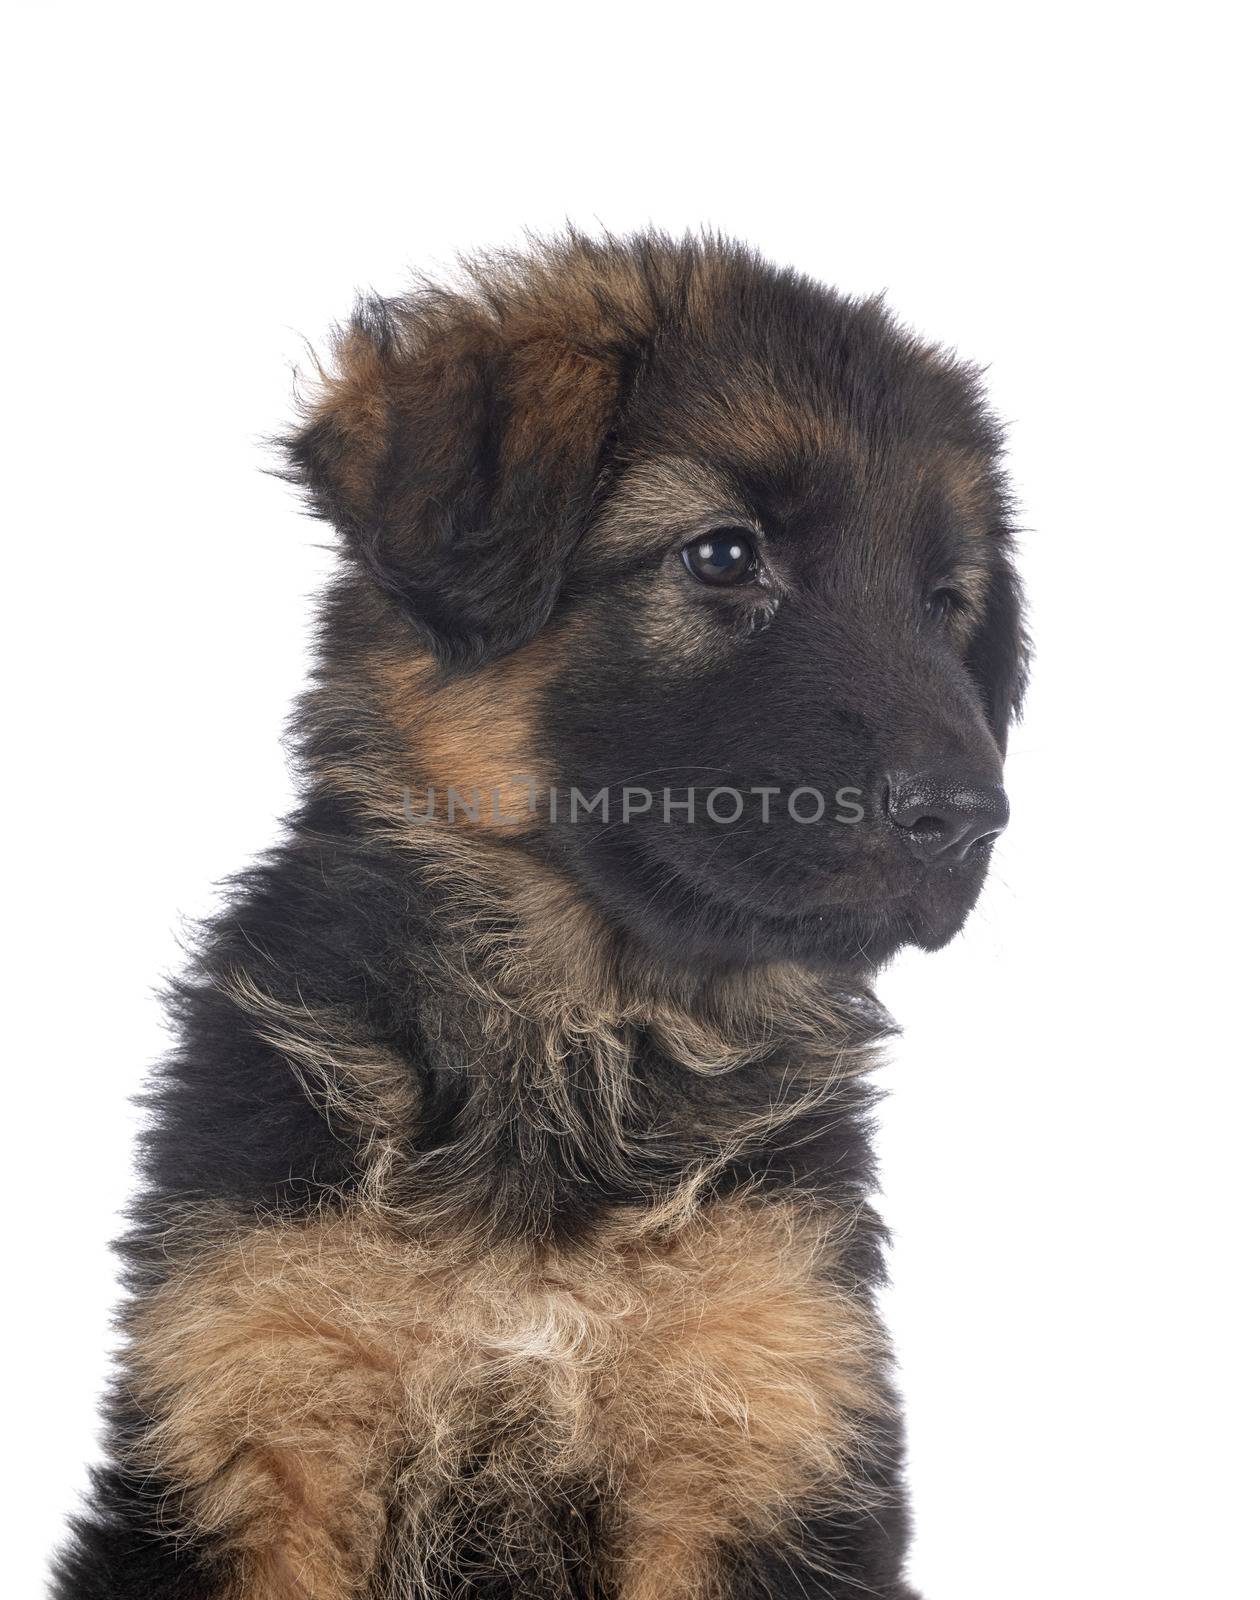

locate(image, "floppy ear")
(966, 548), (1030, 753)
(285, 292), (627, 671)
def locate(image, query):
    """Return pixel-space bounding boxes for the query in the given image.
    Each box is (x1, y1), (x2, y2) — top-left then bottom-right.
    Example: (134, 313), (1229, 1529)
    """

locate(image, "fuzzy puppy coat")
(54, 233), (1026, 1600)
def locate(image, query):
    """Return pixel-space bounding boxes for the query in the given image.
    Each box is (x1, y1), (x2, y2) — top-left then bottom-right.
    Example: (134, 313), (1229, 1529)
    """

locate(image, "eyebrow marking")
(586, 456), (759, 559)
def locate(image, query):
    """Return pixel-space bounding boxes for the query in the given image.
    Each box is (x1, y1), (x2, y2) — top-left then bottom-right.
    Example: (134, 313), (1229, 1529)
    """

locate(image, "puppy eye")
(681, 529), (758, 586)
(926, 586), (965, 625)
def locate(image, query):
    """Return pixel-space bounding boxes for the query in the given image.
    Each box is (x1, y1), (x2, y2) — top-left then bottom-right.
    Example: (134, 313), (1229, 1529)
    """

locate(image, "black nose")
(885, 768), (1009, 862)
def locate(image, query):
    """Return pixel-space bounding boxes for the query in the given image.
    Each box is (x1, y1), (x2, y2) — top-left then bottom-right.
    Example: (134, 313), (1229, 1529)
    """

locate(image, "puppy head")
(287, 234), (1027, 972)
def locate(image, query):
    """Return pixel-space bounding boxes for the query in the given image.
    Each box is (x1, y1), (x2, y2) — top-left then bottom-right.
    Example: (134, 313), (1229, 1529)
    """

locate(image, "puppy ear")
(966, 550), (1029, 753)
(285, 290), (626, 671)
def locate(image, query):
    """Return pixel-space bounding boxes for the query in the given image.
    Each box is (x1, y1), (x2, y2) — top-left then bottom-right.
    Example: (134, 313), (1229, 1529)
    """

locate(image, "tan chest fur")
(129, 1196), (885, 1600)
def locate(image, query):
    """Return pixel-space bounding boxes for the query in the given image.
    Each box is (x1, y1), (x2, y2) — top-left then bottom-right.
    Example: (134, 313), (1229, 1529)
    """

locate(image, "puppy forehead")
(587, 436), (992, 568)
(578, 279), (1000, 566)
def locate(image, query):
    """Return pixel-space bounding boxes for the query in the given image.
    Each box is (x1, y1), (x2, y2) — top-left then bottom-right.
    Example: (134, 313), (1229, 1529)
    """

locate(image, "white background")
(5, 4), (1256, 1594)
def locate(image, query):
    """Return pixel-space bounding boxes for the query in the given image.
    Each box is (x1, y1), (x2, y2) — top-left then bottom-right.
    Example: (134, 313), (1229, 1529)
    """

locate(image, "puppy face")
(289, 235), (1027, 972)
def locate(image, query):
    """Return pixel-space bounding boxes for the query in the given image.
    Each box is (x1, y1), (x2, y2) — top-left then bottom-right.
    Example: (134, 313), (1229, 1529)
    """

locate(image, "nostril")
(908, 815), (949, 845)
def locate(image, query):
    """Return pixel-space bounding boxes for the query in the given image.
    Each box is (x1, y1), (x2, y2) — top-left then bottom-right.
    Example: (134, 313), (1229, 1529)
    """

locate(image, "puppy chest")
(130, 1198), (885, 1589)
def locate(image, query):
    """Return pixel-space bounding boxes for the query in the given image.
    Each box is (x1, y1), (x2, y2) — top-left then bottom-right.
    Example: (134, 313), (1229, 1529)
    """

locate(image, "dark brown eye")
(926, 586), (964, 625)
(681, 529), (758, 586)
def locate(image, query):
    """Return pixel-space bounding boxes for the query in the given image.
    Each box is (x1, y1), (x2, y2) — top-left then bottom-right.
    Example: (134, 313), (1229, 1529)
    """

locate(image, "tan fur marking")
(600, 1201), (883, 1598)
(501, 332), (622, 476)
(128, 1198), (885, 1597)
(371, 631), (559, 828)
(586, 456), (757, 560)
(302, 322), (394, 513)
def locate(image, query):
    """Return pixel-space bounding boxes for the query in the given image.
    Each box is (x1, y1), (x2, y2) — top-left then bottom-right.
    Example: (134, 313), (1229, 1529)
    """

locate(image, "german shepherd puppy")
(54, 233), (1026, 1600)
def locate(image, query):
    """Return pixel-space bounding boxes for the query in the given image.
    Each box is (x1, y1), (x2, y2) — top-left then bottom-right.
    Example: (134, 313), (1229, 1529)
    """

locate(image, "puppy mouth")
(634, 825), (952, 916)
(603, 829), (918, 938)
(619, 825), (991, 959)
(549, 798), (993, 965)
